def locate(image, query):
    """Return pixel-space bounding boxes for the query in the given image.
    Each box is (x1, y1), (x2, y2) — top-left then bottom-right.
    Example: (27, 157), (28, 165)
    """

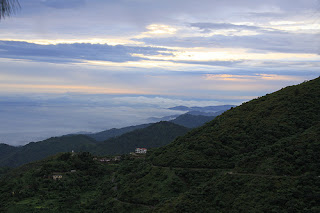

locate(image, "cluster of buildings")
(51, 148), (147, 180)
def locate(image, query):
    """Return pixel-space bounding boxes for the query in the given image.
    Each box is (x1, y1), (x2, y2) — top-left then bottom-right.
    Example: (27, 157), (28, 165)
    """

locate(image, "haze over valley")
(0, 94), (236, 145)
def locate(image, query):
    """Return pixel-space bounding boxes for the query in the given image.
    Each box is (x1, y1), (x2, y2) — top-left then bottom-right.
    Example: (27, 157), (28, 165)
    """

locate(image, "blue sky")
(1, 0), (320, 144)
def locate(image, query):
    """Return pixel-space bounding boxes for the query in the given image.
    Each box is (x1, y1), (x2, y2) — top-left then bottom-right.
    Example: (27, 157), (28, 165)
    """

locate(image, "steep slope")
(85, 123), (151, 142)
(0, 135), (97, 167)
(94, 121), (190, 155)
(150, 77), (320, 175)
(170, 113), (215, 128)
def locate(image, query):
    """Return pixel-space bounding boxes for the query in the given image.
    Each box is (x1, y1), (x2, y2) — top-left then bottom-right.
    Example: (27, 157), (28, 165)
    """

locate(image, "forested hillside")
(170, 113), (215, 128)
(93, 121), (190, 155)
(151, 77), (320, 176)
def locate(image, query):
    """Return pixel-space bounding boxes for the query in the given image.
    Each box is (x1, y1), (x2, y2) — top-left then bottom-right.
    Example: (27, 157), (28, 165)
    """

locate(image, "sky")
(1, 0), (320, 145)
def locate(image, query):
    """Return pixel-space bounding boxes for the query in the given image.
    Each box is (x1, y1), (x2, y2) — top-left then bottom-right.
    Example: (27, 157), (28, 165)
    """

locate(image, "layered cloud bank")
(1, 0), (319, 97)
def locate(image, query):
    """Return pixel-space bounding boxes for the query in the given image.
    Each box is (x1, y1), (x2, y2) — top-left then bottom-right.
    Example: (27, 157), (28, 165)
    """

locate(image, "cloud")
(41, 0), (86, 9)
(111, 96), (224, 108)
(0, 40), (173, 63)
(137, 30), (320, 54)
(190, 22), (261, 33)
(167, 59), (244, 67)
(145, 24), (177, 35)
(246, 12), (286, 18)
(204, 73), (305, 82)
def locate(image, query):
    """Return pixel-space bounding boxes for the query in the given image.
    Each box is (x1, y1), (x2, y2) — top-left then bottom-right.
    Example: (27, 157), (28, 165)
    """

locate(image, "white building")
(135, 148), (147, 154)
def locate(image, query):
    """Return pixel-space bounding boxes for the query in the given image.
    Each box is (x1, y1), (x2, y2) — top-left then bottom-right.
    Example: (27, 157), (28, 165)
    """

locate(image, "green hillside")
(0, 78), (319, 212)
(151, 77), (320, 175)
(170, 113), (215, 128)
(93, 121), (190, 155)
(85, 123), (151, 142)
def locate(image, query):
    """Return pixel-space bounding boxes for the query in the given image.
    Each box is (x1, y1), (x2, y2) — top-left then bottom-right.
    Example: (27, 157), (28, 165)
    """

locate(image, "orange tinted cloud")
(0, 84), (149, 95)
(204, 74), (303, 82)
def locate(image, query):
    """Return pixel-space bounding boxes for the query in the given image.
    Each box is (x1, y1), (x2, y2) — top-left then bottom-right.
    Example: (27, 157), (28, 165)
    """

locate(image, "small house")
(135, 148), (147, 154)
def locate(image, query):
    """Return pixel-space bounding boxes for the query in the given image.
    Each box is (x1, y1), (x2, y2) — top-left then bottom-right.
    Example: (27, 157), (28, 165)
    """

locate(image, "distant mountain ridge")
(147, 105), (234, 125)
(170, 114), (215, 128)
(0, 135), (97, 167)
(85, 110), (225, 141)
(186, 110), (226, 116)
(147, 114), (181, 123)
(168, 105), (235, 112)
(85, 123), (151, 142)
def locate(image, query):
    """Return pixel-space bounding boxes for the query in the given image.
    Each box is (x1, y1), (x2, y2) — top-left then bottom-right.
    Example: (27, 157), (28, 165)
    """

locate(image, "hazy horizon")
(0, 93), (241, 146)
